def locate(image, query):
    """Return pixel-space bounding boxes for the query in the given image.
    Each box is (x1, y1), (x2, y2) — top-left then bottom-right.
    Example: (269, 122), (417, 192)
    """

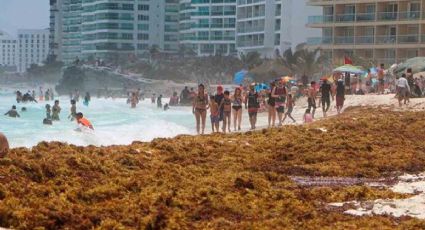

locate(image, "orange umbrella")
(281, 76), (293, 82)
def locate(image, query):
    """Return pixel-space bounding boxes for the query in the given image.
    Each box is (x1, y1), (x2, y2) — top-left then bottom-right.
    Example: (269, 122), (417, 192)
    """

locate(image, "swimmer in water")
(69, 100), (77, 121)
(76, 112), (94, 130)
(4, 105), (20, 118)
(52, 100), (61, 121)
(45, 104), (52, 119)
(21, 107), (27, 112)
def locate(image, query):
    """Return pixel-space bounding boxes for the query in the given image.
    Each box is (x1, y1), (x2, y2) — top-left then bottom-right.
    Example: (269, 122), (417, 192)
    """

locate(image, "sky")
(0, 0), (320, 46)
(0, 0), (50, 36)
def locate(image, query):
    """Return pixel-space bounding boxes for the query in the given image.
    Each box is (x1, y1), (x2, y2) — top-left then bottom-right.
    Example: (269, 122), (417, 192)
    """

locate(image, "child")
(303, 109), (313, 124)
(45, 104), (51, 119)
(282, 94), (296, 123)
(4, 105), (20, 118)
(76, 112), (94, 130)
(52, 100), (61, 121)
(219, 91), (232, 133)
(209, 95), (219, 133)
(69, 100), (77, 121)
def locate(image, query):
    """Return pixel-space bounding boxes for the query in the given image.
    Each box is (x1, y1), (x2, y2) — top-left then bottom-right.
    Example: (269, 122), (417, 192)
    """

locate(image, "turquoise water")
(0, 90), (195, 148)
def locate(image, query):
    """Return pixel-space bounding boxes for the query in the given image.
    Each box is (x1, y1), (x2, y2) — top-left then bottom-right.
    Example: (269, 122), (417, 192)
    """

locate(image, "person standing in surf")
(193, 84), (209, 135)
(52, 100), (61, 121)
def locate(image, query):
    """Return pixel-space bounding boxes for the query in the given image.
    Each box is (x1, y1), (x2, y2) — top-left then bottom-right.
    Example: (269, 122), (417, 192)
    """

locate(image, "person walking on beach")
(245, 84), (260, 130)
(377, 64), (385, 94)
(4, 105), (20, 118)
(232, 87), (243, 131)
(320, 78), (332, 117)
(214, 86), (225, 130)
(193, 84), (209, 135)
(267, 82), (276, 128)
(336, 79), (345, 114)
(272, 80), (287, 126)
(219, 90), (232, 133)
(396, 74), (410, 107)
(282, 94), (296, 123)
(307, 81), (317, 118)
(52, 100), (61, 121)
(209, 95), (219, 133)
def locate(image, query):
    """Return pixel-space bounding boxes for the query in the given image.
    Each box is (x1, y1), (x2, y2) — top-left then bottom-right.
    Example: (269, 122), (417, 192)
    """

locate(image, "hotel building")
(307, 0), (425, 66)
(17, 29), (50, 73)
(0, 30), (17, 71)
(236, 0), (292, 58)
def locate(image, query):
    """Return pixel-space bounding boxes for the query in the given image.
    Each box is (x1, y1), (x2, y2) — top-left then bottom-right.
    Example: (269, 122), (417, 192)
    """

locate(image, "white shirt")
(397, 77), (410, 91)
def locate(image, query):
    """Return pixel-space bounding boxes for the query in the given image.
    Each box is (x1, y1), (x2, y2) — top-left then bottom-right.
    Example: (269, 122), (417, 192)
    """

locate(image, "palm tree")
(240, 51), (262, 70)
(294, 45), (327, 77)
(276, 48), (298, 75)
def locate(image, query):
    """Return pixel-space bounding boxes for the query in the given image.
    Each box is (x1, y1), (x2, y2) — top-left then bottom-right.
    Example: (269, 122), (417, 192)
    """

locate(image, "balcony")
(307, 35), (423, 46)
(308, 11), (422, 25)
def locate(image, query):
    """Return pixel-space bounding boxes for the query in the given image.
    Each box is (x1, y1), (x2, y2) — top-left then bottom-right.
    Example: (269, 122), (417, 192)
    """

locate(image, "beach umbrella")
(333, 64), (364, 75)
(233, 70), (248, 85)
(394, 57), (425, 74)
(281, 76), (293, 82)
(413, 71), (425, 79)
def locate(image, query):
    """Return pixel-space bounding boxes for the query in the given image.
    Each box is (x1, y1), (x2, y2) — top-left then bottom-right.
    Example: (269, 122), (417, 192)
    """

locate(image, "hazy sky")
(0, 0), (50, 36)
(0, 0), (319, 45)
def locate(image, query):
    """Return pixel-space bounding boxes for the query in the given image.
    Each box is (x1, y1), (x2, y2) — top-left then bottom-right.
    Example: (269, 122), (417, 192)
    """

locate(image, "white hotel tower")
(236, 0), (292, 58)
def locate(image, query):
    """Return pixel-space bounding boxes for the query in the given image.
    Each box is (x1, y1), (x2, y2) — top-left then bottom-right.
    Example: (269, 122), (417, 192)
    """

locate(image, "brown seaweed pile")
(0, 107), (425, 229)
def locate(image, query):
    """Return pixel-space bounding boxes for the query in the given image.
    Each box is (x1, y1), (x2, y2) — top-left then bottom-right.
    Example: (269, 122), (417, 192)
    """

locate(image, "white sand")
(333, 173), (425, 220)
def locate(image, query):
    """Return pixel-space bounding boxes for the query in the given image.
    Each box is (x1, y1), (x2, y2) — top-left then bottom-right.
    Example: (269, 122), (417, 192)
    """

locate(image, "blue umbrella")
(234, 70), (248, 85)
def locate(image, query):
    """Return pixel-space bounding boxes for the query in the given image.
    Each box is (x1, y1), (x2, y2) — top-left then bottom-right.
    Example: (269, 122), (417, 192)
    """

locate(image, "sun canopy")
(394, 57), (425, 75)
(333, 64), (364, 75)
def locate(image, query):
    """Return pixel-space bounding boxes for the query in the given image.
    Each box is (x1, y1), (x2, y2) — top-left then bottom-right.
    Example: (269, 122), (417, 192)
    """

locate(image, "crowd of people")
(5, 88), (94, 130)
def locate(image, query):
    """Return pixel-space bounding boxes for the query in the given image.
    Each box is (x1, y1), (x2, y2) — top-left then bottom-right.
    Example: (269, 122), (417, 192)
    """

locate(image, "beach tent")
(394, 57), (425, 74)
(333, 64), (364, 75)
(413, 71), (425, 79)
(233, 70), (248, 85)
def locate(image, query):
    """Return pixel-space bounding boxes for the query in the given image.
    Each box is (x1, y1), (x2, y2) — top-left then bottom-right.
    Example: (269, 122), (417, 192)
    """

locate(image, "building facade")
(17, 29), (50, 73)
(49, 0), (64, 61)
(236, 0), (292, 58)
(0, 30), (17, 72)
(52, 0), (298, 62)
(307, 0), (425, 66)
(179, 0), (237, 56)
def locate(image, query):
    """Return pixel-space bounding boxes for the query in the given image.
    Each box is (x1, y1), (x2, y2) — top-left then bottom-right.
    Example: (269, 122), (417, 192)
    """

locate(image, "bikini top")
(196, 95), (207, 107)
(223, 98), (231, 106)
(233, 96), (243, 106)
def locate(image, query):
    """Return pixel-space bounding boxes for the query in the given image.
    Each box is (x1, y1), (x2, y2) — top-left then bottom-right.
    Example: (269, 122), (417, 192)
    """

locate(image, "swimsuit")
(274, 86), (286, 112)
(232, 96), (243, 111)
(195, 95), (207, 113)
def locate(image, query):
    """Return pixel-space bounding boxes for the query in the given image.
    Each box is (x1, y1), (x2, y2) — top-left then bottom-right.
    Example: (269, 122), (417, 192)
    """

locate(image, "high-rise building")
(49, 0), (64, 61)
(307, 0), (424, 66)
(17, 29), (50, 73)
(62, 0), (82, 64)
(236, 0), (292, 58)
(179, 0), (237, 56)
(0, 30), (17, 71)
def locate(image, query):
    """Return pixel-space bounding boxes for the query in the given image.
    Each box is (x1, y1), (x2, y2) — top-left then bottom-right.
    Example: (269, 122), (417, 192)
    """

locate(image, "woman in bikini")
(192, 84), (209, 135)
(232, 87), (243, 131)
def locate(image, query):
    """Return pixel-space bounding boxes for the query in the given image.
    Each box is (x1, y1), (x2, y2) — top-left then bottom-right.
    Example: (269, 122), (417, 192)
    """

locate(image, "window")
(138, 15), (149, 21)
(138, 4), (149, 11)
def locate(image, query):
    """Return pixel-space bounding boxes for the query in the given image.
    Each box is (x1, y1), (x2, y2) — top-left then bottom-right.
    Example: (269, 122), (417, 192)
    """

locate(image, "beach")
(0, 95), (425, 228)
